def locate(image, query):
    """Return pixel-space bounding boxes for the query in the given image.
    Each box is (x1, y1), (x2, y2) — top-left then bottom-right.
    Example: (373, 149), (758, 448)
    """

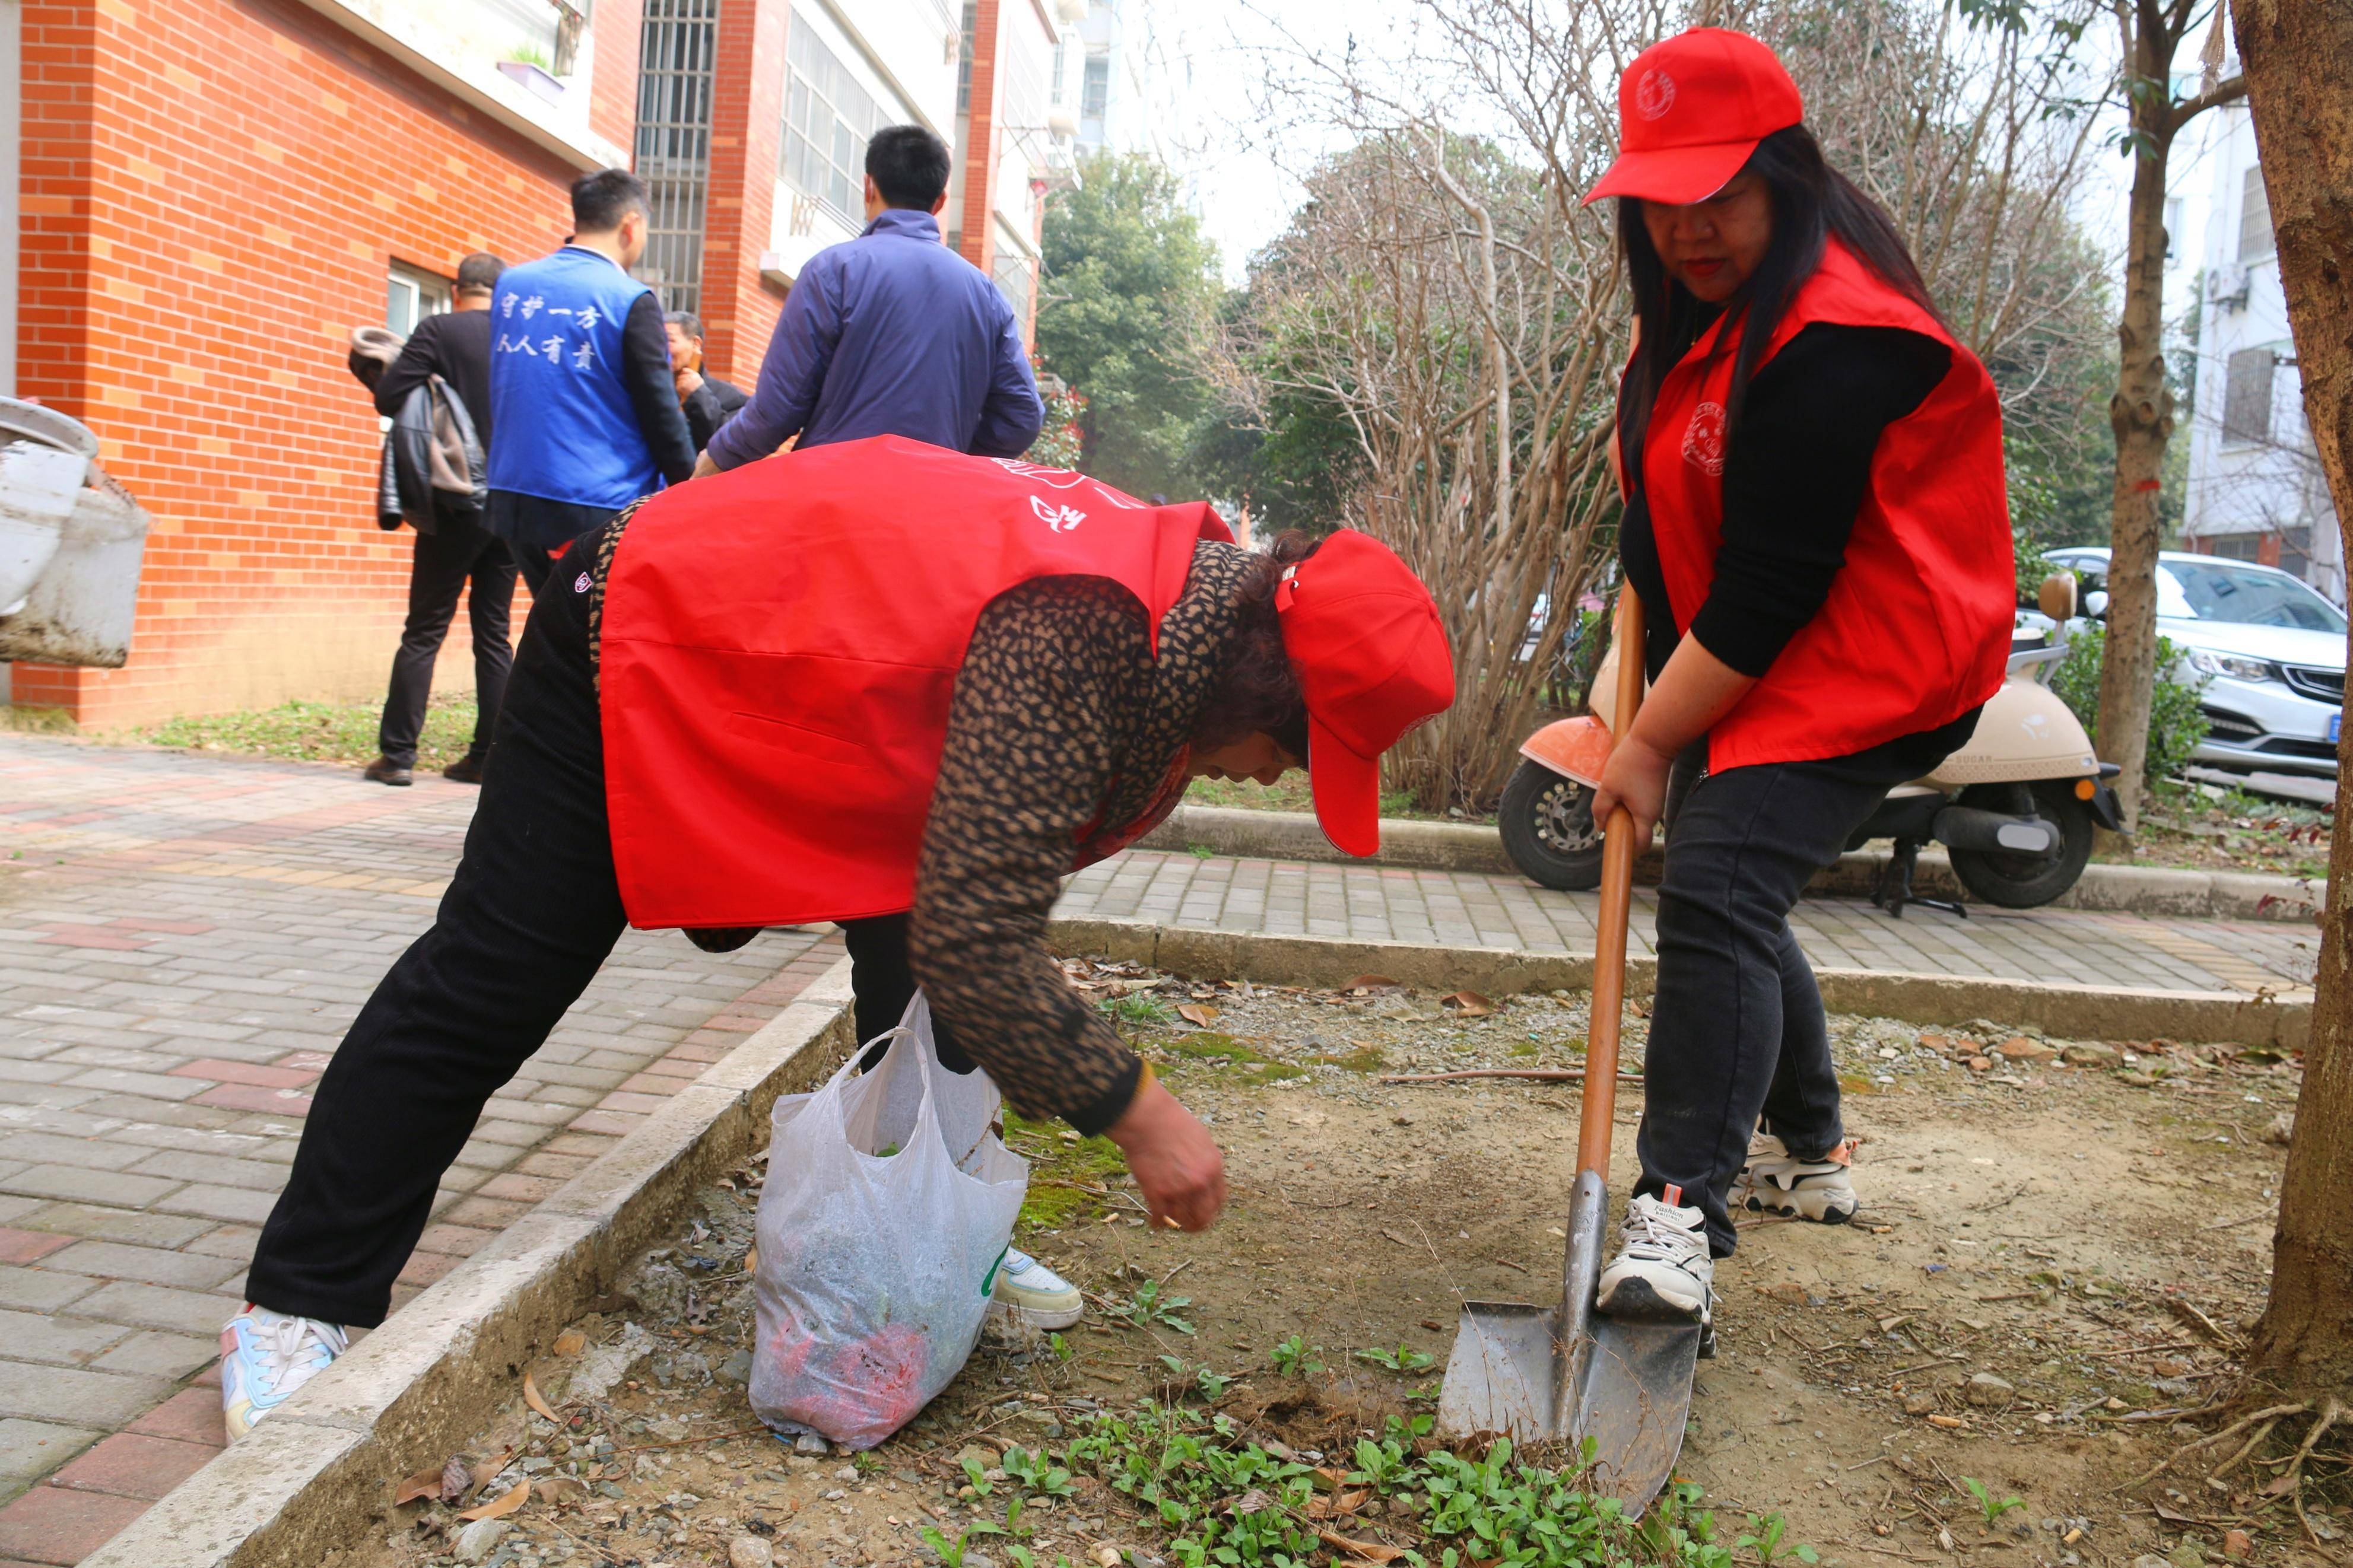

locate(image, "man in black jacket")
(665, 311), (747, 453)
(364, 252), (516, 787)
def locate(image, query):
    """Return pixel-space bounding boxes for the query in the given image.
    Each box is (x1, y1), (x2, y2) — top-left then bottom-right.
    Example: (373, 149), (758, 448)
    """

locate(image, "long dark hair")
(1616, 124), (1938, 486)
(1191, 530), (1320, 760)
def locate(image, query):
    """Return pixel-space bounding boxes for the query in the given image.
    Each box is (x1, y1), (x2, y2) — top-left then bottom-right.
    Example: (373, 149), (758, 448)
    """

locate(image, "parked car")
(2043, 547), (2345, 778)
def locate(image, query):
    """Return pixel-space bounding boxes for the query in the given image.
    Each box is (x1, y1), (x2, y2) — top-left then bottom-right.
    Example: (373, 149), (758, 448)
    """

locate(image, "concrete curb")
(82, 958), (859, 1568)
(1047, 915), (2310, 1050)
(1139, 805), (2322, 923)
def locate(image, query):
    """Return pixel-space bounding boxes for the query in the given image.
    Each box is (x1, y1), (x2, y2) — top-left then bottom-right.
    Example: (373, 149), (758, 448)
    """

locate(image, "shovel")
(1437, 590), (1704, 1516)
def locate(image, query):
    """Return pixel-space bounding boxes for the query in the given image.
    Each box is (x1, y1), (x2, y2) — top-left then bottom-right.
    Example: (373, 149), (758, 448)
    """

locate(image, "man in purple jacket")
(691, 125), (1044, 475)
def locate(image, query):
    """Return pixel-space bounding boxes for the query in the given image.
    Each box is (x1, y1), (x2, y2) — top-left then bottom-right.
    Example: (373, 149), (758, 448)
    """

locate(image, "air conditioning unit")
(2207, 265), (2250, 310)
(1047, 108), (1078, 140)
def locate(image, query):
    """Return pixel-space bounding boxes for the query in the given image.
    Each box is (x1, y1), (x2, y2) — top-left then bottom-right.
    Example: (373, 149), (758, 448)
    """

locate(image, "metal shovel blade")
(1437, 1173), (1701, 1517)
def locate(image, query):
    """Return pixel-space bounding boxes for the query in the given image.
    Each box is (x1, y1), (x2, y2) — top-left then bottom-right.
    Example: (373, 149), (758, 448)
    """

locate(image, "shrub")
(2049, 624), (2211, 787)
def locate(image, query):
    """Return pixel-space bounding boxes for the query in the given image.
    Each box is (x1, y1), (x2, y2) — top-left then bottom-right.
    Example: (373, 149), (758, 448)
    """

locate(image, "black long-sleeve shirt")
(373, 309), (496, 447)
(1622, 322), (1952, 679)
(1620, 322), (1976, 772)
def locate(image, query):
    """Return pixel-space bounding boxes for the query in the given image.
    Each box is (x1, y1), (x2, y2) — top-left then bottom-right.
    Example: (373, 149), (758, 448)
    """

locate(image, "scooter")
(1497, 575), (2124, 914)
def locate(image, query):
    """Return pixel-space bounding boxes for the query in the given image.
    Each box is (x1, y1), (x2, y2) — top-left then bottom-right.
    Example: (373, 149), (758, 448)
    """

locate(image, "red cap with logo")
(1582, 28), (1803, 208)
(1276, 530), (1455, 857)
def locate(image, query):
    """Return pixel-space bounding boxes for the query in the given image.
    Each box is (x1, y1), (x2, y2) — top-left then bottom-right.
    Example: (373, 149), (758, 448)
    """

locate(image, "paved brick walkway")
(1058, 850), (2317, 997)
(0, 736), (840, 1565)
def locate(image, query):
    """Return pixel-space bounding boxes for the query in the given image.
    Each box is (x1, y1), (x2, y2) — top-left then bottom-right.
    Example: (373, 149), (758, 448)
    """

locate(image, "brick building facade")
(6, 0), (634, 727)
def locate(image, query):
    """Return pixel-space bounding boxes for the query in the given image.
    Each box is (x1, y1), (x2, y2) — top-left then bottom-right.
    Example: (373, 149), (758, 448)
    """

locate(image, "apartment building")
(1, 0), (1074, 726)
(2181, 93), (2342, 602)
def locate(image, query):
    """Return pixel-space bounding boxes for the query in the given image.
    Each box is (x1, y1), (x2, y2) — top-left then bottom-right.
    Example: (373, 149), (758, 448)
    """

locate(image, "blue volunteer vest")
(486, 247), (659, 511)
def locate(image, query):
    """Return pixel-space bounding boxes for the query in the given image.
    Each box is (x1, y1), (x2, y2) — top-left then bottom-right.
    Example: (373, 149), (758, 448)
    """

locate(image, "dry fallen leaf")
(744, 1245), (758, 1274)
(1342, 974), (1398, 990)
(523, 1372), (560, 1424)
(393, 1466), (444, 1506)
(1926, 1414), (1965, 1429)
(1441, 990), (1496, 1017)
(459, 1480), (530, 1521)
(1317, 1529), (1404, 1564)
(467, 1446), (515, 1493)
(553, 1329), (586, 1357)
(1177, 1004), (1219, 1028)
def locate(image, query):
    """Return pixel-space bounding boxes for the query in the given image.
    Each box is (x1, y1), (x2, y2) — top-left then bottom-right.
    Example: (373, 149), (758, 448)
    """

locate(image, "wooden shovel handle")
(1576, 591), (1646, 1178)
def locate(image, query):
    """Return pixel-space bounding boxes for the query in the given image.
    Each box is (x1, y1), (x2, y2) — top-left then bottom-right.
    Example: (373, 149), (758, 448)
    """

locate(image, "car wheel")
(1946, 781), (2096, 909)
(1498, 759), (1604, 891)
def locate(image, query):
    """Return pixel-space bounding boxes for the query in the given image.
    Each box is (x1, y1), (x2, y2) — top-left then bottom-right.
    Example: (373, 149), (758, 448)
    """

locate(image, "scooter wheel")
(1946, 781), (2096, 908)
(1498, 759), (1605, 891)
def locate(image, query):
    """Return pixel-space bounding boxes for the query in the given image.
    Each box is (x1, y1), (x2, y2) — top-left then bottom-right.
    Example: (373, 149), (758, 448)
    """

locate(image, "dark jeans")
(379, 514), (516, 768)
(247, 537), (921, 1326)
(1633, 746), (1922, 1258)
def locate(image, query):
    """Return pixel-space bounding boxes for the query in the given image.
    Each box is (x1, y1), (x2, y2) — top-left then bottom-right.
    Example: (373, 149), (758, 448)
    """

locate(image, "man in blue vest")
(487, 168), (697, 596)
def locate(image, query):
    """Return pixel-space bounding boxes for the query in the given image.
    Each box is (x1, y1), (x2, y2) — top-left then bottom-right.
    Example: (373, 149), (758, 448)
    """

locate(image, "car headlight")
(2185, 648), (2280, 683)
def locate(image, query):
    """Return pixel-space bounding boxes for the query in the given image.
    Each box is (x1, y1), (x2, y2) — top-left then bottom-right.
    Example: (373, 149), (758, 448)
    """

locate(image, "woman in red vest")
(220, 437), (1455, 1436)
(1582, 31), (2014, 1328)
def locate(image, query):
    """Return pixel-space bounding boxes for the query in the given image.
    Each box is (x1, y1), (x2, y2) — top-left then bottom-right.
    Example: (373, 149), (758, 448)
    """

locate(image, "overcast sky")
(1161, 0), (2234, 324)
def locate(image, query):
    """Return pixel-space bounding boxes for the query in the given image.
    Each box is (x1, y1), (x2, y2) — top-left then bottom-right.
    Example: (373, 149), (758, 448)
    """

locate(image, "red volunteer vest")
(1639, 241), (2013, 771)
(600, 436), (1234, 929)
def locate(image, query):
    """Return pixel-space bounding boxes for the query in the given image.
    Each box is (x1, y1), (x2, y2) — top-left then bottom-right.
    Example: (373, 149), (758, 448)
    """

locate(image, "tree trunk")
(2231, 0), (2353, 1399)
(2094, 91), (2178, 834)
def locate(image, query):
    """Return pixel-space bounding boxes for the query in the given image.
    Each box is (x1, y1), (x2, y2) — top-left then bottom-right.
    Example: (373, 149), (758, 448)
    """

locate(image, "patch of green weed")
(1002, 1111), (1128, 1234)
(1055, 1404), (1763, 1568)
(1310, 1044), (1387, 1073)
(129, 694), (482, 769)
(1149, 1033), (1307, 1086)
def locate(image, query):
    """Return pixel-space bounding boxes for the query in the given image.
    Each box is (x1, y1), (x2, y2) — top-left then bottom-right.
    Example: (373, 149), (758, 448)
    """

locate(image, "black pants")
(1633, 747), (1917, 1258)
(248, 539), (926, 1326)
(378, 514), (516, 768)
(513, 539), (558, 597)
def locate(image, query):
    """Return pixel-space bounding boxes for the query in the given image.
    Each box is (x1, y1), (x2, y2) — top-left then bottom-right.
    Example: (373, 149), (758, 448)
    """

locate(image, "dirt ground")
(328, 963), (2338, 1568)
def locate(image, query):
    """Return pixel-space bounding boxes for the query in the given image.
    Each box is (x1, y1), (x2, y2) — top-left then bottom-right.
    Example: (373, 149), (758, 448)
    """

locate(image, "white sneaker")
(1732, 1133), (1857, 1224)
(993, 1246), (1083, 1330)
(1596, 1189), (1713, 1324)
(220, 1305), (348, 1439)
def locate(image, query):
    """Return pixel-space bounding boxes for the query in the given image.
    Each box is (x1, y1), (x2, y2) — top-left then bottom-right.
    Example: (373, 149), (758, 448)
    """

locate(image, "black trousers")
(1634, 747), (1918, 1258)
(378, 514), (516, 768)
(249, 539), (929, 1326)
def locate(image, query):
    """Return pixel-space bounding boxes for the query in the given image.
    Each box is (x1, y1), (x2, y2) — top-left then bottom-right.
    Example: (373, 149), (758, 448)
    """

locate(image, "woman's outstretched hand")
(1591, 731), (1674, 847)
(1106, 1074), (1228, 1231)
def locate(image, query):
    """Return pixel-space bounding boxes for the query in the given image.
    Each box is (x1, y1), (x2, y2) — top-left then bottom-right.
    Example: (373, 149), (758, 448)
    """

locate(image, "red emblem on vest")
(1681, 400), (1727, 475)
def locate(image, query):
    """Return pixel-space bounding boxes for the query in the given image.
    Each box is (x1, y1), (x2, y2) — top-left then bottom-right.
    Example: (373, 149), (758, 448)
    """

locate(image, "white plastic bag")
(749, 994), (1028, 1448)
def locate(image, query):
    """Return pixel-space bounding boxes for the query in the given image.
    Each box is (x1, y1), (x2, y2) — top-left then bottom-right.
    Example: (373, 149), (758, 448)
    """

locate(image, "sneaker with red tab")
(1732, 1131), (1857, 1224)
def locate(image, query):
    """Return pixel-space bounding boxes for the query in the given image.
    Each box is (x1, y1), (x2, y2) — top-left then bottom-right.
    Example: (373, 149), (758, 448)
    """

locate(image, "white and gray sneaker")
(1732, 1133), (1857, 1224)
(1595, 1189), (1713, 1324)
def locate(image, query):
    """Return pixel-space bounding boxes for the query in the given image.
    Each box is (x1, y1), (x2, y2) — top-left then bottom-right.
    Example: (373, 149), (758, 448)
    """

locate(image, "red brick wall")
(11, 0), (594, 727)
(955, 0), (1002, 276)
(698, 0), (789, 387)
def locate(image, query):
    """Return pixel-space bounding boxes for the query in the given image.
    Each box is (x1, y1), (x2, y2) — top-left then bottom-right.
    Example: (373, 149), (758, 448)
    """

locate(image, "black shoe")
(443, 753), (488, 785)
(685, 926), (761, 953)
(363, 756), (413, 787)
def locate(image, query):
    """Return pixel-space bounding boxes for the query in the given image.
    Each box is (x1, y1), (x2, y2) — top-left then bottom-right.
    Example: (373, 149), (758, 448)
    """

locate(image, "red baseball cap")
(1276, 530), (1455, 857)
(1582, 28), (1803, 208)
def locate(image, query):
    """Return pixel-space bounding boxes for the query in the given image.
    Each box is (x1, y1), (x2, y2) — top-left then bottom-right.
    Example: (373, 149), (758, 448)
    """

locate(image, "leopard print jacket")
(589, 515), (1257, 1132)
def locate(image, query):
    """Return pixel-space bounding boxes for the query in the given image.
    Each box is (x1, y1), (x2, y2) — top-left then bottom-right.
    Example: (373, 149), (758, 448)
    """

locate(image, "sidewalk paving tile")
(0, 737), (846, 1550)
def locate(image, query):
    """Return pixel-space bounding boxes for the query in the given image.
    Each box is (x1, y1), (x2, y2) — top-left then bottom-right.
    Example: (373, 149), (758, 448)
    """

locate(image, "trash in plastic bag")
(749, 994), (1027, 1448)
